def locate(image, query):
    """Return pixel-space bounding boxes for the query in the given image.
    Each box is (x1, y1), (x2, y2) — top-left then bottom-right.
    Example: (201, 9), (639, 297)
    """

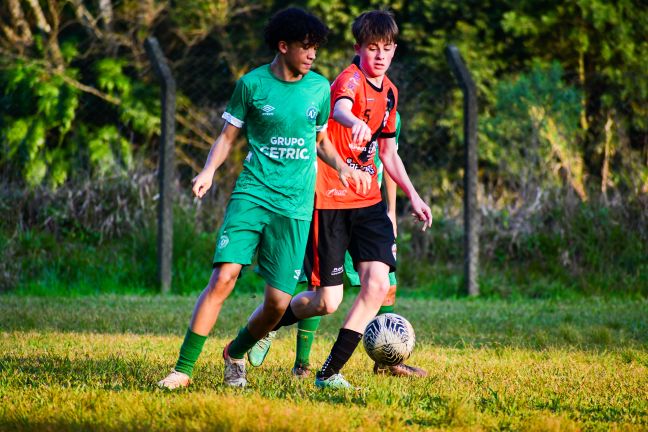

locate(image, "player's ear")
(278, 40), (289, 54)
(353, 43), (360, 54)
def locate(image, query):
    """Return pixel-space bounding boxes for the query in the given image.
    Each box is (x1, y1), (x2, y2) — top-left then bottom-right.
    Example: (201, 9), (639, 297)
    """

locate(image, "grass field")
(1, 295), (647, 431)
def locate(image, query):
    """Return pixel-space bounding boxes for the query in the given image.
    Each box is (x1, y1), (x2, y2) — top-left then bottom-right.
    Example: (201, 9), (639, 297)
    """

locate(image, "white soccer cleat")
(223, 342), (247, 387)
(157, 369), (191, 390)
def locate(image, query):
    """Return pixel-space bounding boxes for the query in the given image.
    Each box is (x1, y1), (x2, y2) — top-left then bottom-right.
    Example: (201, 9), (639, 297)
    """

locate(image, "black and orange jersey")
(315, 59), (398, 209)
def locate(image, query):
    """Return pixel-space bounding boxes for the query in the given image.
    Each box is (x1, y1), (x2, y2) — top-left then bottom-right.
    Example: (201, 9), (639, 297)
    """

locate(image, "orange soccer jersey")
(315, 60), (399, 209)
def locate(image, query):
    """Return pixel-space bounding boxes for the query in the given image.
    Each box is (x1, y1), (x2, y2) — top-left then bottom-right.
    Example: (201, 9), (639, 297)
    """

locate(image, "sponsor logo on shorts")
(326, 188), (348, 197)
(331, 266), (344, 276)
(392, 243), (398, 260)
(217, 235), (229, 250)
(294, 269), (301, 280)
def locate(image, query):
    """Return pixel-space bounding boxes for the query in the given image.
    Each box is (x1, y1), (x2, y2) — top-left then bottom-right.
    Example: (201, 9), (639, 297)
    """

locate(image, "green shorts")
(344, 251), (397, 287)
(213, 198), (310, 295)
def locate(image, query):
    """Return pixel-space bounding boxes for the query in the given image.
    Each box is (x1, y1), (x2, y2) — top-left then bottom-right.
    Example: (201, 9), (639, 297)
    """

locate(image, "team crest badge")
(306, 106), (318, 122)
(218, 235), (230, 250)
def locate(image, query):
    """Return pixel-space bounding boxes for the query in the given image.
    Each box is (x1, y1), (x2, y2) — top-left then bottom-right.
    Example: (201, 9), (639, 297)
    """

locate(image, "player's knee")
(217, 271), (238, 289)
(321, 298), (340, 315)
(315, 293), (342, 315)
(206, 269), (237, 295)
(366, 278), (390, 298)
(262, 296), (291, 319)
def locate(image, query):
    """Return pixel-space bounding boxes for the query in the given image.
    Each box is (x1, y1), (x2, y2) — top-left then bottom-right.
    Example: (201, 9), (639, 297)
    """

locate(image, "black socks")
(272, 303), (299, 331)
(317, 328), (363, 379)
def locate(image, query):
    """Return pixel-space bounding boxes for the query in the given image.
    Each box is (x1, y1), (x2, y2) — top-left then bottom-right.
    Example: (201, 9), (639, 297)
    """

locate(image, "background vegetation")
(1, 0), (646, 296)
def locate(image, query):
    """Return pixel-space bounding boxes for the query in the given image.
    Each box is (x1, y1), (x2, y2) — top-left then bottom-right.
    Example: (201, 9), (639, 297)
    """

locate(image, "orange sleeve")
(331, 67), (363, 105)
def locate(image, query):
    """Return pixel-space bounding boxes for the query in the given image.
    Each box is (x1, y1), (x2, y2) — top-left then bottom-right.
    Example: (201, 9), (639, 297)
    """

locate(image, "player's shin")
(174, 328), (207, 377)
(317, 328), (363, 379)
(294, 316), (321, 370)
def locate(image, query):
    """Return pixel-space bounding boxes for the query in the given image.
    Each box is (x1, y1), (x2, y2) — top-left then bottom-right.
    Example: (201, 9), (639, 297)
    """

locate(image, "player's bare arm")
(332, 98), (372, 144)
(192, 122), (241, 198)
(378, 136), (432, 231)
(383, 169), (398, 236)
(316, 129), (371, 195)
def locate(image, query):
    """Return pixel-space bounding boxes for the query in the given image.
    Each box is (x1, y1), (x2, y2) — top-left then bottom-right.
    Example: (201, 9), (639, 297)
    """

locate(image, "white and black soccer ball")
(363, 313), (415, 366)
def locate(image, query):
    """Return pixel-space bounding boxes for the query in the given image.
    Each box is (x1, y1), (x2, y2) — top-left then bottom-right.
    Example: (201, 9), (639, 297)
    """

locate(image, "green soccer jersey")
(375, 111), (401, 186)
(223, 65), (331, 220)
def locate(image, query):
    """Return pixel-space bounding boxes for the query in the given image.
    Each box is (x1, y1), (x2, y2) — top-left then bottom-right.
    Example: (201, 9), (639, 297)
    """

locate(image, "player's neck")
(358, 64), (385, 88)
(270, 56), (304, 82)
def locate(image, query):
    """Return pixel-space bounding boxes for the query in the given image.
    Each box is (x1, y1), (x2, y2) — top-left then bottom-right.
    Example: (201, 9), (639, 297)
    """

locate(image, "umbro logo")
(261, 105), (275, 115)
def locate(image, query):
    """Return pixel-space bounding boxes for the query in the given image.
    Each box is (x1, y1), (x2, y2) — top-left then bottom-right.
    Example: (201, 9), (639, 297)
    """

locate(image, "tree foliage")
(0, 0), (645, 205)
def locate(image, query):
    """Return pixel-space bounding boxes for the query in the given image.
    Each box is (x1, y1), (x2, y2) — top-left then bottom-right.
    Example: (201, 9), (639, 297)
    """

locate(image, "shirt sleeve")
(316, 84), (331, 132)
(331, 67), (362, 105)
(221, 78), (249, 128)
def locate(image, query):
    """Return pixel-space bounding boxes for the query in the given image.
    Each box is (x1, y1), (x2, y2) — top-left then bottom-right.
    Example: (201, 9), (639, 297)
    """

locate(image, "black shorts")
(304, 201), (396, 287)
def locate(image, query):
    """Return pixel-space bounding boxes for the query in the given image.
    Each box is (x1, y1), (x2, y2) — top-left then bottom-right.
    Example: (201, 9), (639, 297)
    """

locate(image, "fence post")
(445, 45), (480, 297)
(144, 37), (175, 294)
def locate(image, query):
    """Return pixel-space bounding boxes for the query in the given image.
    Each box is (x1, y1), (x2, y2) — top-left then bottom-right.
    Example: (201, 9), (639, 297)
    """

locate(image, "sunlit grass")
(1, 295), (647, 431)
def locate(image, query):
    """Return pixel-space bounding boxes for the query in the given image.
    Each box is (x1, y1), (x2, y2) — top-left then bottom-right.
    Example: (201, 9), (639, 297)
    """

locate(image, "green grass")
(1, 295), (647, 431)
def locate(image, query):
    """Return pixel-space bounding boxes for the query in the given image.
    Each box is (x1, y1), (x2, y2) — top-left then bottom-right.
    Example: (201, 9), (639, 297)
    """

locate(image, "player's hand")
(339, 165), (371, 195)
(191, 170), (213, 198)
(351, 120), (372, 144)
(410, 195), (433, 231)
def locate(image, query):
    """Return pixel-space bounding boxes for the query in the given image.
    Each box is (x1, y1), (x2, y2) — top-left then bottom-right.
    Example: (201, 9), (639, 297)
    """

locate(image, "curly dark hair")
(264, 7), (329, 51)
(352, 10), (398, 45)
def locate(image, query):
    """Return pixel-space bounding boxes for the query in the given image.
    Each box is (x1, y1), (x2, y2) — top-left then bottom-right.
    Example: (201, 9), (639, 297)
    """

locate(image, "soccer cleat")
(373, 362), (428, 377)
(291, 363), (311, 378)
(223, 342), (247, 387)
(315, 373), (352, 389)
(157, 370), (191, 390)
(247, 330), (276, 367)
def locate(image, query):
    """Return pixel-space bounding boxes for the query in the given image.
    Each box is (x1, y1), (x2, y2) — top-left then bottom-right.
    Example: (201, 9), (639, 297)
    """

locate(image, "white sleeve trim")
(315, 122), (328, 132)
(222, 112), (244, 128)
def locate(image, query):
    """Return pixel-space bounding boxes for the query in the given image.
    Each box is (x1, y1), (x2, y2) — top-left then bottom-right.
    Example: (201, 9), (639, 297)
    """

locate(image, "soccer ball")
(363, 313), (415, 366)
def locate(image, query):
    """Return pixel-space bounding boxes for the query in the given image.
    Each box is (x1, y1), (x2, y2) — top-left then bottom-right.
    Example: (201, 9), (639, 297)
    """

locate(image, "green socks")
(378, 304), (395, 315)
(175, 328), (207, 377)
(228, 326), (258, 359)
(295, 316), (321, 367)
